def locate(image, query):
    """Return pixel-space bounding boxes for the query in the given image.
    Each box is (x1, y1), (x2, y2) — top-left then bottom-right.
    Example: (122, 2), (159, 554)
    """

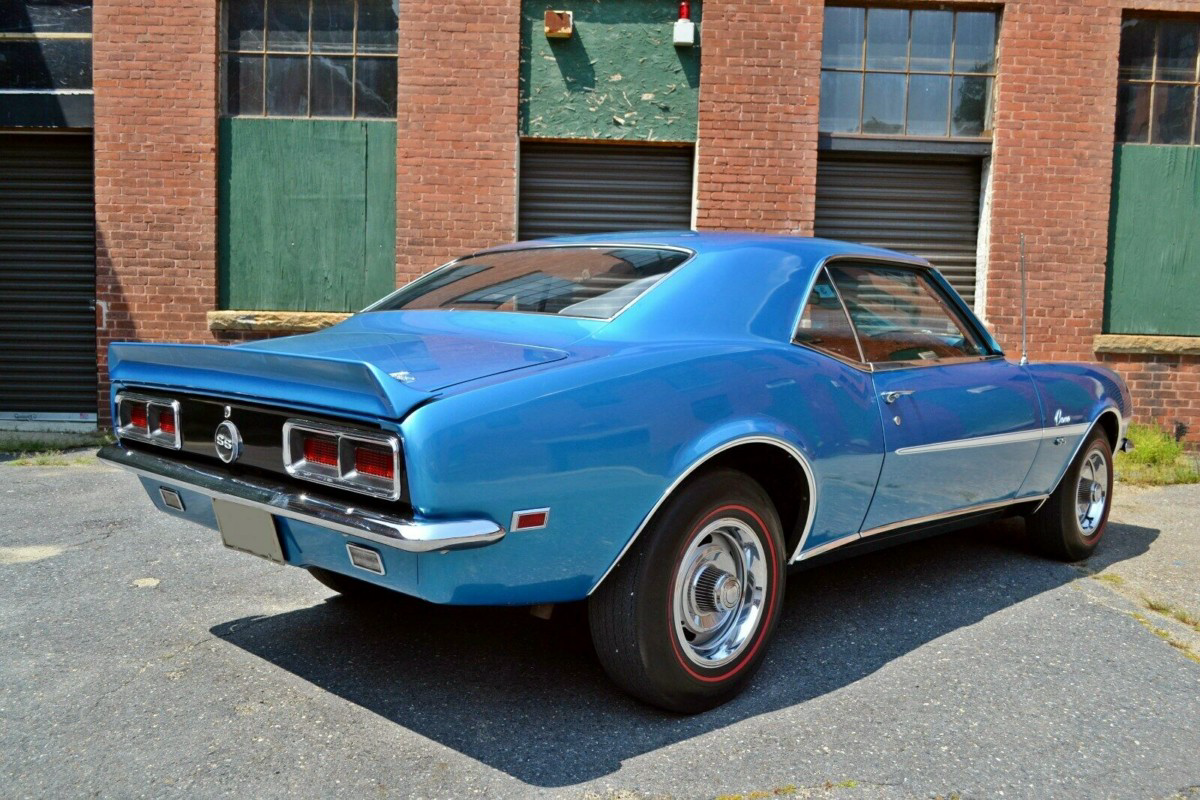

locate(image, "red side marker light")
(354, 445), (394, 479)
(303, 435), (338, 467)
(513, 510), (549, 531)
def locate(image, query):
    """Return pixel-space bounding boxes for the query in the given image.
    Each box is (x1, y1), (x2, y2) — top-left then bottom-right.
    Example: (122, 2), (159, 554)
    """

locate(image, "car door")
(826, 261), (1042, 532)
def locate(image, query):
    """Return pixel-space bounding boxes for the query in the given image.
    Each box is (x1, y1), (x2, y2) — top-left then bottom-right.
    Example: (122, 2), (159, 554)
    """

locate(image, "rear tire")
(1027, 430), (1113, 562)
(588, 469), (786, 713)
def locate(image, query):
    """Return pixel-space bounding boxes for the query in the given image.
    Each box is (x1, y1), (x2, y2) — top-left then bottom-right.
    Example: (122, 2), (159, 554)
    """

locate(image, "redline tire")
(588, 469), (786, 713)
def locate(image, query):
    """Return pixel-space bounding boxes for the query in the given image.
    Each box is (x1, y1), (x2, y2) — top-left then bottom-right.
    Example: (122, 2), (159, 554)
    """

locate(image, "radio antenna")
(1018, 233), (1029, 367)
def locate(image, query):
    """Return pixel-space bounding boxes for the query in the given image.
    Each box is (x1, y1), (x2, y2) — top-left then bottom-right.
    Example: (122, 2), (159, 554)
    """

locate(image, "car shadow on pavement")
(211, 518), (1158, 788)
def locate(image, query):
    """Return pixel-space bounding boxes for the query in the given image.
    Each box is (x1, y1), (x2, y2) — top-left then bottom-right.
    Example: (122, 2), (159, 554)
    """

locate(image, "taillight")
(302, 435), (338, 467)
(283, 420), (402, 501)
(116, 393), (181, 450)
(354, 445), (395, 479)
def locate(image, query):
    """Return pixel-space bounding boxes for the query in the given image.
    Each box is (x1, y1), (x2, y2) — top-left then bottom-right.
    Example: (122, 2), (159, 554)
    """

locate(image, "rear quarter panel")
(399, 342), (885, 604)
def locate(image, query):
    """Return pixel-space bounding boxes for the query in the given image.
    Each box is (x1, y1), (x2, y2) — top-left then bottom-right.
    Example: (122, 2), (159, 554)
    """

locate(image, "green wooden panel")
(1106, 145), (1200, 336)
(519, 0), (701, 142)
(218, 118), (397, 311)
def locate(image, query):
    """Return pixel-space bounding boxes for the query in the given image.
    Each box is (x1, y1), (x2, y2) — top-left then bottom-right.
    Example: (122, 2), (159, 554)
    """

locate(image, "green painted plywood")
(519, 0), (701, 141)
(218, 118), (396, 311)
(1106, 145), (1200, 336)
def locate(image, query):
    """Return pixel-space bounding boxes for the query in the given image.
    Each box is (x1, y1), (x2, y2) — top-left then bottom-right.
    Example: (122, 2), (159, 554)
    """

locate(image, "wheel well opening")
(1097, 411), (1120, 450)
(700, 443), (812, 557)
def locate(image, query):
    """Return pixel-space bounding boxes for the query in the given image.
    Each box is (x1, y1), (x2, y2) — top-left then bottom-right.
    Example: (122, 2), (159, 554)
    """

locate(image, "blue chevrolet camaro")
(100, 232), (1132, 712)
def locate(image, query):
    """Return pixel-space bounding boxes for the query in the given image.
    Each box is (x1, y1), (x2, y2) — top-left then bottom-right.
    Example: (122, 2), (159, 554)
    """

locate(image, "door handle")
(881, 390), (916, 404)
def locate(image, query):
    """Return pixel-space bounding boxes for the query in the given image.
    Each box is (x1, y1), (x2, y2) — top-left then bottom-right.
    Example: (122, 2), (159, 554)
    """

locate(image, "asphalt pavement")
(1, 454), (1198, 800)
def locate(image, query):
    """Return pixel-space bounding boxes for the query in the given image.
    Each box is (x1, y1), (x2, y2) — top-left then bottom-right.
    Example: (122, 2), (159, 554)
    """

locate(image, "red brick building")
(1, 0), (1198, 441)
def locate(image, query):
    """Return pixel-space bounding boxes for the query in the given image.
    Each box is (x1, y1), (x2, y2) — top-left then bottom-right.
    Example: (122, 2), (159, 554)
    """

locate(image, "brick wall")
(90, 0), (1200, 442)
(394, 0), (521, 285)
(694, 0), (823, 234)
(92, 0), (219, 420)
(1100, 354), (1200, 443)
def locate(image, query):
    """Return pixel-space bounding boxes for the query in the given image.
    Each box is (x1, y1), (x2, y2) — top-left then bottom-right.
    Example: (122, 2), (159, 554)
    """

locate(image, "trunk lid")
(109, 319), (571, 420)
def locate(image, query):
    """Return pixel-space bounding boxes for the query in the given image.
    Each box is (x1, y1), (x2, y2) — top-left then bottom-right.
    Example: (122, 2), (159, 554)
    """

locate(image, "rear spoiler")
(108, 342), (432, 420)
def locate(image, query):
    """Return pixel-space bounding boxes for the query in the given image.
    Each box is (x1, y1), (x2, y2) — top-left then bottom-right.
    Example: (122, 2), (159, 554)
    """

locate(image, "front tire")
(1027, 430), (1114, 562)
(588, 469), (786, 713)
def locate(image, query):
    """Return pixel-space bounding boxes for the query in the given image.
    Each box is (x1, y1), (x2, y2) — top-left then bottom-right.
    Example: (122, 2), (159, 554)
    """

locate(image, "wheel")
(588, 469), (786, 713)
(307, 566), (392, 600)
(1026, 430), (1113, 562)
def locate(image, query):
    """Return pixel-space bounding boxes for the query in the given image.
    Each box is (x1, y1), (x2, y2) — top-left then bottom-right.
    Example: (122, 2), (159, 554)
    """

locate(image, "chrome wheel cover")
(1075, 446), (1110, 536)
(671, 517), (769, 668)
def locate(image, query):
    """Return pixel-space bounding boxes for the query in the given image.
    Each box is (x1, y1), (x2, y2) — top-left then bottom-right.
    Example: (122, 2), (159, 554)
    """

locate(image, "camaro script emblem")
(1053, 409), (1073, 426)
(214, 420), (242, 464)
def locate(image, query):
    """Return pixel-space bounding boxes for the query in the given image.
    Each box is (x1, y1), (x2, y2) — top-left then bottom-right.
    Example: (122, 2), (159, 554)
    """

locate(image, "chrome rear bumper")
(98, 444), (505, 553)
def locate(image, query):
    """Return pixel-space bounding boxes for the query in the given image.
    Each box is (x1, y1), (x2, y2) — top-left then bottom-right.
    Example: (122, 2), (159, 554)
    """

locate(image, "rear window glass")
(368, 246), (690, 319)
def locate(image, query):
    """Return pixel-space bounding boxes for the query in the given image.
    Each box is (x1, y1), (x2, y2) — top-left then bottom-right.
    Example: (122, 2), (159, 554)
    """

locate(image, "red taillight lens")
(130, 404), (148, 430)
(158, 408), (176, 435)
(303, 435), (338, 467)
(354, 445), (394, 479)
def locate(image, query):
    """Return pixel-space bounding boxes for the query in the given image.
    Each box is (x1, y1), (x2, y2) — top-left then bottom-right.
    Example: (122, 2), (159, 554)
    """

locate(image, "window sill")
(1093, 334), (1200, 356)
(207, 310), (352, 333)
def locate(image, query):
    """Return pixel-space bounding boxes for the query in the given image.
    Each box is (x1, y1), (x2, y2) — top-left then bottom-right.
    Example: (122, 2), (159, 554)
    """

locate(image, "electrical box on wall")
(544, 10), (573, 38)
(673, 1), (695, 47)
(673, 18), (695, 47)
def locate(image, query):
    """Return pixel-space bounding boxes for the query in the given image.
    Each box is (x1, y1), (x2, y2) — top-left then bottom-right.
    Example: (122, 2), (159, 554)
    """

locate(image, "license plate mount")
(214, 499), (285, 564)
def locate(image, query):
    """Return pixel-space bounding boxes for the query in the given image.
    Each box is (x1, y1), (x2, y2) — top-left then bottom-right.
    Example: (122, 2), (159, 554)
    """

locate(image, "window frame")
(819, 4), (1000, 140)
(1116, 15), (1200, 146)
(791, 265), (870, 368)
(219, 0), (398, 120)
(803, 257), (1001, 370)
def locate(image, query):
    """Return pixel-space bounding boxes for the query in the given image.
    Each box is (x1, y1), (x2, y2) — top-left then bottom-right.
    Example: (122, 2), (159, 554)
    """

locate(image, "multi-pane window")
(820, 6), (998, 138)
(222, 0), (399, 119)
(0, 1), (92, 92)
(1117, 17), (1200, 145)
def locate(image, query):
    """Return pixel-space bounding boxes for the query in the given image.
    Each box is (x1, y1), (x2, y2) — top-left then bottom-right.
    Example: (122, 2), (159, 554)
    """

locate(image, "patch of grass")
(6, 450), (95, 467)
(0, 431), (113, 455)
(1115, 423), (1200, 486)
(1091, 572), (1126, 588)
(1131, 612), (1200, 665)
(1141, 596), (1200, 634)
(715, 788), (798, 800)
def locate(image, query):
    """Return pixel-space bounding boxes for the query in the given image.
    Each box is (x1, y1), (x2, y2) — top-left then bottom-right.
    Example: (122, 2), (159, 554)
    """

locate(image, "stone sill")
(208, 310), (353, 333)
(1094, 334), (1200, 356)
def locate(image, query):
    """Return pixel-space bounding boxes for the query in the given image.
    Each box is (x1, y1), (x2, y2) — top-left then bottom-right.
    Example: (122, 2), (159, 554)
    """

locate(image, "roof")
(479, 230), (931, 267)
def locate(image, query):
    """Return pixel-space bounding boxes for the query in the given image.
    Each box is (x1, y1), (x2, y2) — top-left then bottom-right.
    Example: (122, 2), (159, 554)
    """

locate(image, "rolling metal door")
(815, 153), (983, 305)
(0, 133), (97, 416)
(519, 142), (694, 240)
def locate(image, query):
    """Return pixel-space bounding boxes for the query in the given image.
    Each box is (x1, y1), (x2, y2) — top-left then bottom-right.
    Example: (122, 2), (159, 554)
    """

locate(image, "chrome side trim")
(794, 494), (1051, 562)
(586, 434), (818, 596)
(895, 423), (1091, 456)
(98, 444), (504, 554)
(794, 531), (859, 561)
(857, 494), (1050, 540)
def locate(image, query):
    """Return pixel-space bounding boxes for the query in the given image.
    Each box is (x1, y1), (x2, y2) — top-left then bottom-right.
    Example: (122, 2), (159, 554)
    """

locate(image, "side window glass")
(828, 264), (986, 363)
(793, 269), (864, 363)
